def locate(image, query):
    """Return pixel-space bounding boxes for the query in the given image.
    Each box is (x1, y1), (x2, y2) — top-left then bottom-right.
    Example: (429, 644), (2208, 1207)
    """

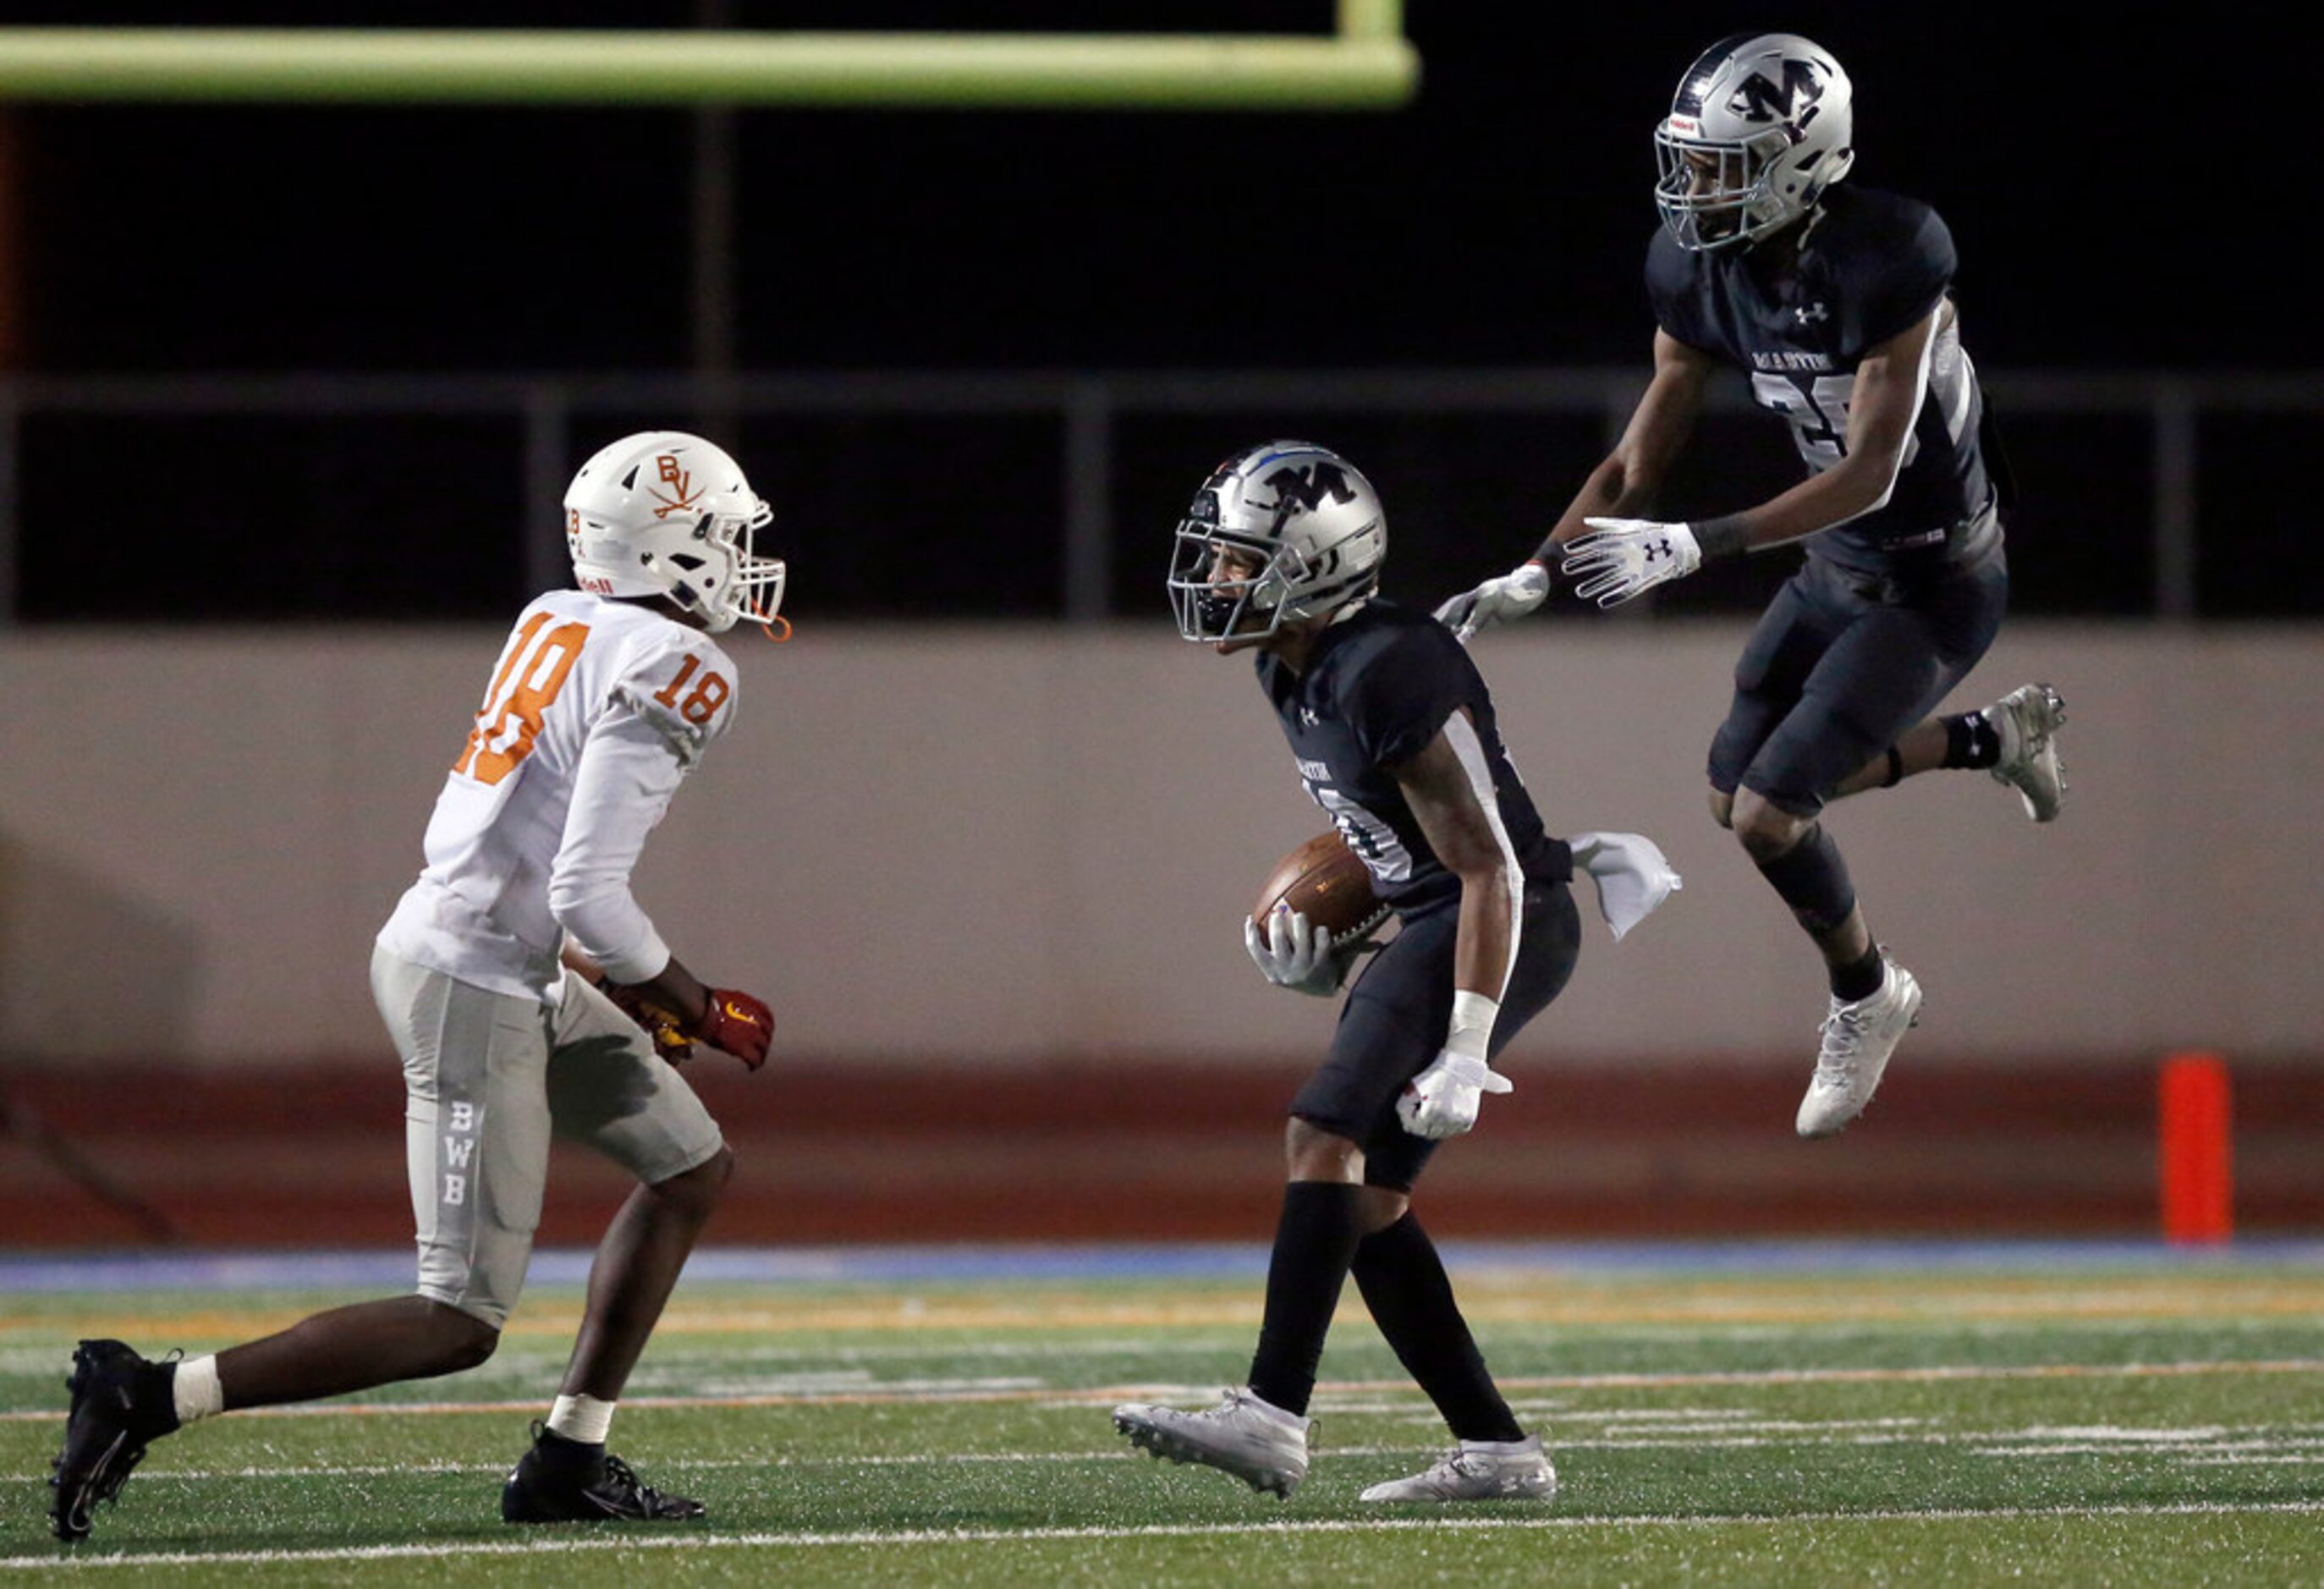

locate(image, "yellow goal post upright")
(0, 2), (1417, 110)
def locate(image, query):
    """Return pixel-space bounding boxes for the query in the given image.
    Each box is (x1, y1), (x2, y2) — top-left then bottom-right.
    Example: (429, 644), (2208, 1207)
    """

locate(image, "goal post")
(0, 5), (1416, 110)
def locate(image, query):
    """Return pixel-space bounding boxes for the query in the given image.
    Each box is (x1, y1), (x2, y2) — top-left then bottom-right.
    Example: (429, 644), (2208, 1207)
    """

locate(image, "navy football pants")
(1708, 553), (2008, 816)
(1291, 877), (1580, 1192)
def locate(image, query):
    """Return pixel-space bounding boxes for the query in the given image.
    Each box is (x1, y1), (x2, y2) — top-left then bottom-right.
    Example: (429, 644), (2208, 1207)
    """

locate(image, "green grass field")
(5, 1248), (2322, 1584)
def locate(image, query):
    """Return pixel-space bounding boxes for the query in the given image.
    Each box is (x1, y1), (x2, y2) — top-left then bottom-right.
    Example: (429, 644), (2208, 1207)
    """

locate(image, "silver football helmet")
(563, 431), (786, 635)
(1168, 442), (1387, 645)
(1655, 33), (1854, 252)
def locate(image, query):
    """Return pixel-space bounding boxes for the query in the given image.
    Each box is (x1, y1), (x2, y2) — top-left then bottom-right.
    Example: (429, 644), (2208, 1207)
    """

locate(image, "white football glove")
(1396, 1052), (1514, 1140)
(1244, 906), (1362, 998)
(1561, 518), (1702, 608)
(1432, 560), (1551, 643)
(1568, 830), (1684, 941)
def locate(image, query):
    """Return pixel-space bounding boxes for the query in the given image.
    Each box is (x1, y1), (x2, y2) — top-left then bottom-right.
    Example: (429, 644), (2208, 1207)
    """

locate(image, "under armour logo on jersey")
(1794, 301), (1830, 327)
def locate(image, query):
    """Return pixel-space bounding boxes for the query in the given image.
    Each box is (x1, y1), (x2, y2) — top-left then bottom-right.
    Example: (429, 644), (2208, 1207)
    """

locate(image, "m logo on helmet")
(1728, 59), (1825, 126)
(1264, 462), (1360, 515)
(650, 454), (702, 520)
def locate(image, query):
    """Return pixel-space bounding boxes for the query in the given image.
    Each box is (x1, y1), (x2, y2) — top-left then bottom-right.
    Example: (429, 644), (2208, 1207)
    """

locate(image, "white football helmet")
(1167, 441), (1386, 645)
(563, 431), (785, 635)
(1655, 33), (1854, 253)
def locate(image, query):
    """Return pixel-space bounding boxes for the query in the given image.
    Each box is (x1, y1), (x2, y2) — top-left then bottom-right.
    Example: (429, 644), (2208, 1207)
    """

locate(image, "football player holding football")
(1437, 35), (2069, 1138)
(51, 432), (783, 1542)
(1114, 442), (1678, 1504)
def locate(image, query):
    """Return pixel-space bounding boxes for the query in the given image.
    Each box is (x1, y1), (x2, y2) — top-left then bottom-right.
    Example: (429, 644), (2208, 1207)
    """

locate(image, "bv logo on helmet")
(650, 454), (702, 520)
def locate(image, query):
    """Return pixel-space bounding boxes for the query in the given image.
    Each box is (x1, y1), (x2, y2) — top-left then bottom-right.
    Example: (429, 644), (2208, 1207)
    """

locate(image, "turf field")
(4, 1244), (2322, 1584)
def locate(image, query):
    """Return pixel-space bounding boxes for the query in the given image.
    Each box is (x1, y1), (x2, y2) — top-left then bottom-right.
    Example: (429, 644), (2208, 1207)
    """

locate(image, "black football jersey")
(1255, 600), (1568, 917)
(1645, 185), (1997, 576)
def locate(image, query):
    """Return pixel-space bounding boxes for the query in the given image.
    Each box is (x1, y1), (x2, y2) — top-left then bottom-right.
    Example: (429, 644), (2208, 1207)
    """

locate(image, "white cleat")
(1986, 682), (2068, 823)
(1359, 1436), (1558, 1504)
(1796, 952), (1923, 1139)
(1111, 1388), (1310, 1498)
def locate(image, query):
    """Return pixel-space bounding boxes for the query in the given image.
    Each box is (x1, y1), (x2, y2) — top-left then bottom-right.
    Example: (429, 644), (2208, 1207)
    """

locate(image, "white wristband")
(1444, 989), (1500, 1062)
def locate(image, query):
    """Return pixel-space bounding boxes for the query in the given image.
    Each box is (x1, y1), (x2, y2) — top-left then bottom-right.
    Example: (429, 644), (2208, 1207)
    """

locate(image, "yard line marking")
(8, 1500), (2324, 1570)
(6, 1357), (2321, 1423)
(18, 1423), (2321, 1486)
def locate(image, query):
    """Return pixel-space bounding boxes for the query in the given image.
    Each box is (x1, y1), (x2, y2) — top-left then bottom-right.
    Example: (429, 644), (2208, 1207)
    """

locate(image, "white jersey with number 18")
(376, 589), (739, 1003)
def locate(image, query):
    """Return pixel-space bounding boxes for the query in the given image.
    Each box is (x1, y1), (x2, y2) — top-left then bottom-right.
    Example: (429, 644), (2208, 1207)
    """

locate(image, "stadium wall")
(1, 622), (2318, 1069)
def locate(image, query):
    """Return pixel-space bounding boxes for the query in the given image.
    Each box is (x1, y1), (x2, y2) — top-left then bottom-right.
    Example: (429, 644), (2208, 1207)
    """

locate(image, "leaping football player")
(51, 432), (785, 1542)
(1437, 34), (2069, 1138)
(1113, 442), (1678, 1503)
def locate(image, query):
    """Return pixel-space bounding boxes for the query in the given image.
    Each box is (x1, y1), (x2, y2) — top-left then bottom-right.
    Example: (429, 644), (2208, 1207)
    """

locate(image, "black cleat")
(49, 1339), (179, 1543)
(501, 1421), (705, 1524)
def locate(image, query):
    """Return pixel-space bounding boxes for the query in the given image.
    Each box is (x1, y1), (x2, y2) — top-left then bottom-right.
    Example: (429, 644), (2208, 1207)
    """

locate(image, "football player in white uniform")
(52, 432), (784, 1542)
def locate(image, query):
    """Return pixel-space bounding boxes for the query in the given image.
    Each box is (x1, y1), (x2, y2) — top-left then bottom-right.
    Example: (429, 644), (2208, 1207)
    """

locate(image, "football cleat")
(1359, 1437), (1558, 1503)
(1986, 682), (2068, 823)
(501, 1422), (706, 1524)
(1112, 1388), (1310, 1498)
(49, 1339), (179, 1543)
(1797, 952), (1923, 1138)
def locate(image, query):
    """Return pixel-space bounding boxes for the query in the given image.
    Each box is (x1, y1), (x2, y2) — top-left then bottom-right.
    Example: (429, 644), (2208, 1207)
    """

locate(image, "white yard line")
(11, 1424), (2320, 1486)
(7, 1356), (2320, 1424)
(8, 1501), (2324, 1571)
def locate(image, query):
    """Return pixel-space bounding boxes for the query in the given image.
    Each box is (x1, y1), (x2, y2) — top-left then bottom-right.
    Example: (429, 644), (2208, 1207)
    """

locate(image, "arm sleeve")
(1349, 627), (1472, 768)
(547, 706), (690, 983)
(547, 635), (737, 983)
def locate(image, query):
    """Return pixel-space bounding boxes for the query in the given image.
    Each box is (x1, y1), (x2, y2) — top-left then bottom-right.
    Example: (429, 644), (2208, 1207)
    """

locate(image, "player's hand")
(684, 987), (775, 1069)
(1432, 560), (1552, 643)
(1568, 830), (1684, 941)
(1396, 1051), (1514, 1140)
(602, 981), (698, 1064)
(1244, 906), (1360, 998)
(1561, 518), (1702, 608)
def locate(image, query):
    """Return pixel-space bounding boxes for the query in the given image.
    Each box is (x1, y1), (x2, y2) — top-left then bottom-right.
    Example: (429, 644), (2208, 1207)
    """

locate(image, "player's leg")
(1737, 571), (2003, 1135)
(1110, 1106), (1357, 1497)
(1821, 561), (2064, 817)
(1828, 684), (2068, 817)
(50, 949), (545, 1542)
(1706, 564), (1885, 1002)
(499, 976), (732, 1524)
(1113, 915), (1478, 1496)
(1354, 882), (1576, 1503)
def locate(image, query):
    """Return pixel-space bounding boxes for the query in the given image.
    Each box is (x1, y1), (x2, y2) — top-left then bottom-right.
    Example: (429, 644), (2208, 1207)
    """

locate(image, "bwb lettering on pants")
(443, 1100), (481, 1207)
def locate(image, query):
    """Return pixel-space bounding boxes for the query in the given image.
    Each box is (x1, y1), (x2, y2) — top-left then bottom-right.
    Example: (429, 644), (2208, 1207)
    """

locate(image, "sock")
(170, 1355), (223, 1427)
(1830, 942), (1886, 1003)
(1245, 1180), (1365, 1417)
(1942, 711), (2003, 769)
(1461, 1436), (1541, 1456)
(547, 1393), (615, 1448)
(1751, 823), (1858, 937)
(1351, 1213), (1525, 1443)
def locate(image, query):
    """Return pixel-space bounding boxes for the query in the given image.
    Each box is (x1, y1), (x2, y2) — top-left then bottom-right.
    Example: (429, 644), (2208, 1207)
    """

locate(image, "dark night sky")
(2, 6), (2310, 624)
(6, 3), (2293, 374)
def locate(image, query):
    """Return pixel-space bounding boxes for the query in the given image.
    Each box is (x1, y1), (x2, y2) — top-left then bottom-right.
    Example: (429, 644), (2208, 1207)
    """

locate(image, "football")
(1252, 829), (1387, 940)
